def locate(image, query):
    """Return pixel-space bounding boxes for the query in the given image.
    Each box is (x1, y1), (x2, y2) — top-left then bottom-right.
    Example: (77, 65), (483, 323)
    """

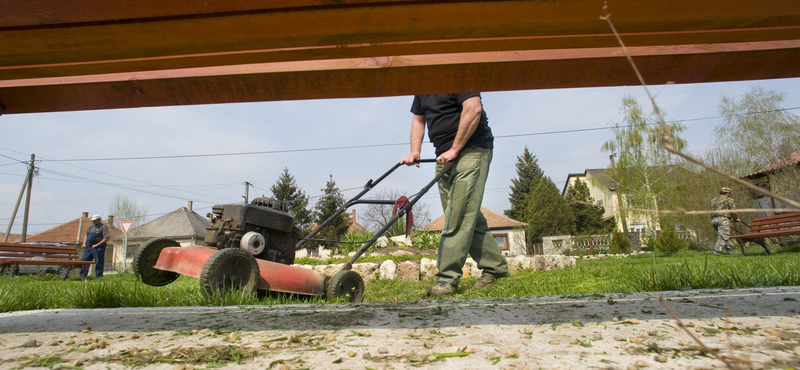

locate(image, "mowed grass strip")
(1, 247), (798, 312)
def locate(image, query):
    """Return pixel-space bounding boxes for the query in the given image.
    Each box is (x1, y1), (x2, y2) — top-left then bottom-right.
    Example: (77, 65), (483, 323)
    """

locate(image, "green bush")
(609, 230), (632, 254)
(652, 227), (689, 256)
(337, 230), (377, 254)
(411, 231), (440, 251)
(686, 238), (707, 252)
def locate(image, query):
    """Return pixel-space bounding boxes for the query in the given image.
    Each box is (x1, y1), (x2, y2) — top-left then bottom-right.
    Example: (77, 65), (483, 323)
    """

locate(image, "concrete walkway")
(1, 287), (799, 369)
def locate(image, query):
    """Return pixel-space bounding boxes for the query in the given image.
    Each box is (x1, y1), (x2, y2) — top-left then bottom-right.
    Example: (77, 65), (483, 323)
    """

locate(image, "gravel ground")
(1, 287), (800, 370)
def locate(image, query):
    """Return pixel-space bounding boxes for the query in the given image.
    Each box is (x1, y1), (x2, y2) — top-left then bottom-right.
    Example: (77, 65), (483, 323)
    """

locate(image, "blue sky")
(2, 77), (800, 235)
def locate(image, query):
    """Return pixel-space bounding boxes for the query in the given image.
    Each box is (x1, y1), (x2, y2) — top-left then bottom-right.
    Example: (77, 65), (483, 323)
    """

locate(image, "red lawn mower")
(132, 160), (453, 302)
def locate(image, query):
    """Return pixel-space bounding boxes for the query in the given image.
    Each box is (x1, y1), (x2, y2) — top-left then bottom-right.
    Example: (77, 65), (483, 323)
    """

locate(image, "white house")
(562, 168), (651, 234)
(423, 207), (527, 256)
(111, 206), (211, 271)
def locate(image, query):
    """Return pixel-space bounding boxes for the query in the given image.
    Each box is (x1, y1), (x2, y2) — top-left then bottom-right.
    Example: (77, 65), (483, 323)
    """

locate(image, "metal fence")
(538, 230), (697, 255)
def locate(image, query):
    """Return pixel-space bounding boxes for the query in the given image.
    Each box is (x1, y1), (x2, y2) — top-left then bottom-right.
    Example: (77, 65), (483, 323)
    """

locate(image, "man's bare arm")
(401, 114), (426, 167)
(437, 96), (482, 164)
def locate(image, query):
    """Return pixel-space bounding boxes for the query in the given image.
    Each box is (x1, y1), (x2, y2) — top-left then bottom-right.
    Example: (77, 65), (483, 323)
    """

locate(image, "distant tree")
(601, 95), (687, 238)
(664, 165), (721, 248)
(270, 168), (313, 231)
(360, 189), (432, 237)
(711, 86), (800, 175)
(312, 175), (351, 253)
(522, 178), (574, 244)
(107, 194), (148, 229)
(688, 87), (800, 244)
(564, 178), (610, 235)
(505, 147), (544, 220)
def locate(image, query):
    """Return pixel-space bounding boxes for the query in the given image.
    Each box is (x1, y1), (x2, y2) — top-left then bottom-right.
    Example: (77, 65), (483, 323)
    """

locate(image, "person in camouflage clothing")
(710, 187), (738, 255)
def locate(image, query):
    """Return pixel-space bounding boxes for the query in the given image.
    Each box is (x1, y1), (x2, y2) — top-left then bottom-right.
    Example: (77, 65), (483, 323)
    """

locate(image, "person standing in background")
(81, 214), (110, 278)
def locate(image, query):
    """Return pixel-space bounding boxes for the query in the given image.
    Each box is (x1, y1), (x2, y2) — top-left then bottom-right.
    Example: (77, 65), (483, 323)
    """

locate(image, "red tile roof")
(0, 233), (22, 243)
(26, 215), (122, 246)
(744, 150), (800, 179)
(423, 207), (526, 231)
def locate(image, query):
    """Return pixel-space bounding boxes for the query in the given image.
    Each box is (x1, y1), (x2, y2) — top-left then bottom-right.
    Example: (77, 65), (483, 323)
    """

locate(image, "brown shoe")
(427, 281), (458, 297)
(474, 274), (498, 290)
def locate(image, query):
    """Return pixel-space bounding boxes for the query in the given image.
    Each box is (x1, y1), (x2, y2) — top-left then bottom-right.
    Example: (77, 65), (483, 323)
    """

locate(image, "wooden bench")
(730, 212), (800, 255)
(0, 242), (94, 279)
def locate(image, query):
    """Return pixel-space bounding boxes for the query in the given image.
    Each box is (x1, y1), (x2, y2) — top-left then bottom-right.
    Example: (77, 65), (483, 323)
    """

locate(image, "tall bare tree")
(107, 194), (148, 228)
(360, 189), (432, 236)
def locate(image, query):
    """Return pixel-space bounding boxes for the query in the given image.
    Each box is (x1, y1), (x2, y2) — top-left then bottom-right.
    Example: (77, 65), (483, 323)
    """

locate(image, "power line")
(46, 142), (407, 162)
(41, 159), (235, 202)
(3, 105), (797, 223)
(35, 176), (57, 227)
(39, 168), (227, 203)
(0, 153), (26, 163)
(35, 106), (800, 163)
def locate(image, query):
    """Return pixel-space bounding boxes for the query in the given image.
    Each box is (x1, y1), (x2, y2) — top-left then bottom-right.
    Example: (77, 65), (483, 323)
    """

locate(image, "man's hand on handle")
(436, 148), (459, 165)
(400, 153), (421, 167)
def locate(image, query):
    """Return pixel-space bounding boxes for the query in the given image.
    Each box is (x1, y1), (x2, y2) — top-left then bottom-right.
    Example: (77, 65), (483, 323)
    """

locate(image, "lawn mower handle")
(295, 159), (447, 251)
(338, 160), (455, 271)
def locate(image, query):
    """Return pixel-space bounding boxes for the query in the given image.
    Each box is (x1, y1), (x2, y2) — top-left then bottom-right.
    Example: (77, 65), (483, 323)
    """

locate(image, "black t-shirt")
(410, 93), (494, 156)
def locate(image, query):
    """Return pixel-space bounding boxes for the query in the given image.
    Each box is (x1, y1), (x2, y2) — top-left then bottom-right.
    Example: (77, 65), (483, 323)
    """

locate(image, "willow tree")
(707, 86), (800, 215)
(711, 86), (800, 176)
(601, 95), (687, 238)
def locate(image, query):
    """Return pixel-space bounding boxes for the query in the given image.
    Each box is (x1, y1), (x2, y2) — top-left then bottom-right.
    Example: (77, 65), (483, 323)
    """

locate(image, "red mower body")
(155, 245), (326, 296)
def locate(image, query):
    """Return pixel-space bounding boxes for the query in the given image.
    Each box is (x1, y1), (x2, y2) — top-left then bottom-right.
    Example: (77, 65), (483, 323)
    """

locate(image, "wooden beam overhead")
(0, 0), (798, 114)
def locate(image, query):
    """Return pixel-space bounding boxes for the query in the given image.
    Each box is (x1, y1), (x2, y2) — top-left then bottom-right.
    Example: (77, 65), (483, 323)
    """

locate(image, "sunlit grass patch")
(0, 249), (798, 312)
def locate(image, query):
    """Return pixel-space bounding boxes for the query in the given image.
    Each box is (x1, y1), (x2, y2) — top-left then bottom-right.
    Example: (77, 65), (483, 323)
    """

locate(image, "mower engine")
(203, 197), (299, 265)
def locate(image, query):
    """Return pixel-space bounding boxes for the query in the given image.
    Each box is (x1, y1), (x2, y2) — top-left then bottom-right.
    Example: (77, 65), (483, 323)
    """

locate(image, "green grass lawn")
(1, 247), (798, 313)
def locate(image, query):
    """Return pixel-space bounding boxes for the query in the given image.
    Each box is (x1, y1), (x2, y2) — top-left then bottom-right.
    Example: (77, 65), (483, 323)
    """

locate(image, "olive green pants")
(435, 147), (508, 284)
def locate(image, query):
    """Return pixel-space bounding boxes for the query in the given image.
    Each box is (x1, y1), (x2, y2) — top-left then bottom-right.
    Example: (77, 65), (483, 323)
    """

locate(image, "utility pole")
(21, 154), (35, 241)
(4, 154), (35, 242)
(608, 153), (630, 236)
(243, 181), (251, 203)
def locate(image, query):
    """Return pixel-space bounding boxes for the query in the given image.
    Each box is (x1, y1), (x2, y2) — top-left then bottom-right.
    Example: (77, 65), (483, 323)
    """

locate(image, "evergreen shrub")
(609, 230), (632, 254)
(653, 227), (689, 256)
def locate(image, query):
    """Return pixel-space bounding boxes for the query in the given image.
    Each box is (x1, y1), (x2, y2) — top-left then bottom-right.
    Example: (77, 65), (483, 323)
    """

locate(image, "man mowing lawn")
(400, 93), (509, 297)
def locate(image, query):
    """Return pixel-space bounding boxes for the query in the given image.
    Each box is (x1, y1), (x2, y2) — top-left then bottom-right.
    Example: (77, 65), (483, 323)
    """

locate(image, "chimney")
(78, 212), (87, 243)
(108, 215), (114, 226)
(188, 201), (193, 211)
(351, 209), (356, 222)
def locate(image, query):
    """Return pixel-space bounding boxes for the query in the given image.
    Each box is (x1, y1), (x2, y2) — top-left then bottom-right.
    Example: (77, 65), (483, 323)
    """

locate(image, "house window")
(753, 182), (770, 198)
(493, 234), (509, 250)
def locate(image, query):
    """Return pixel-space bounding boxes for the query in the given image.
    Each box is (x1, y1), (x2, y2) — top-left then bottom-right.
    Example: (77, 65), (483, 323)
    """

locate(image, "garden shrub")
(686, 238), (707, 252)
(653, 227), (689, 256)
(338, 230), (376, 254)
(609, 230), (632, 254)
(412, 231), (440, 251)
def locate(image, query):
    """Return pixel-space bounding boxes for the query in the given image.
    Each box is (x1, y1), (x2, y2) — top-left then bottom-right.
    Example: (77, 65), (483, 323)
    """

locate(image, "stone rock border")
(297, 254), (576, 281)
(577, 250), (652, 259)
